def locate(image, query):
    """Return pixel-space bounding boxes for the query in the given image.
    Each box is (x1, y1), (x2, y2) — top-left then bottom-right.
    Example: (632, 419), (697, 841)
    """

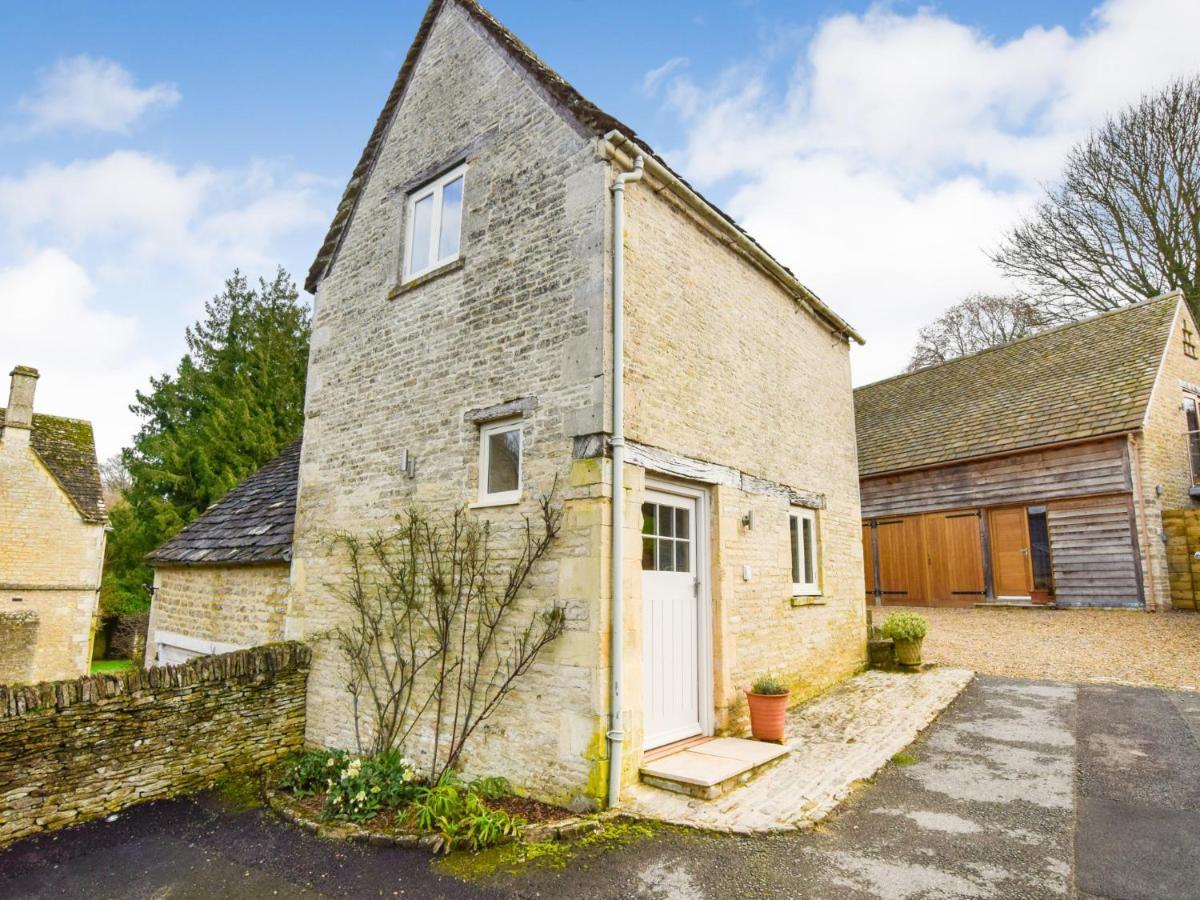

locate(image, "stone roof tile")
(146, 439), (300, 566)
(854, 294), (1181, 477)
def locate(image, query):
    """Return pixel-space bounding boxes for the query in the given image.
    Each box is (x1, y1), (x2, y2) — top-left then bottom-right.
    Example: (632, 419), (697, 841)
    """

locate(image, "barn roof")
(854, 293), (1184, 477)
(146, 440), (300, 566)
(303, 0), (862, 344)
(0, 409), (107, 524)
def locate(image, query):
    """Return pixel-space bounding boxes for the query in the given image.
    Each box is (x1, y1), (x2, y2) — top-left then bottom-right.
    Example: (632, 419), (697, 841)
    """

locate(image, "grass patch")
(890, 750), (919, 766)
(436, 818), (657, 881)
(90, 659), (133, 674)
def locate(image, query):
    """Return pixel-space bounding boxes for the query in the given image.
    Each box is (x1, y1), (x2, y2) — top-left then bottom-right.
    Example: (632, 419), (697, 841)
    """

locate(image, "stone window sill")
(387, 256), (466, 299)
(790, 595), (827, 608)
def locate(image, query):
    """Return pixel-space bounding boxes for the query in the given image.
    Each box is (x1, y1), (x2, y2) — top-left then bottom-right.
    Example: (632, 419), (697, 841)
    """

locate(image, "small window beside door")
(404, 163), (465, 282)
(789, 508), (820, 596)
(477, 419), (522, 506)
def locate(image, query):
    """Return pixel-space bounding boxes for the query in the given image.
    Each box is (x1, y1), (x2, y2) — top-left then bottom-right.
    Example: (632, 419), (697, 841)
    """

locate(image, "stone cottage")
(144, 440), (299, 664)
(285, 0), (866, 810)
(0, 365), (107, 683)
(856, 292), (1198, 611)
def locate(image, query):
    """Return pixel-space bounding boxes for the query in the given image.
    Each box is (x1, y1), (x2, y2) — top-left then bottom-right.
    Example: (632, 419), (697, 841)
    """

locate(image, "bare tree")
(992, 75), (1200, 322)
(327, 483), (566, 781)
(99, 453), (132, 507)
(906, 293), (1044, 371)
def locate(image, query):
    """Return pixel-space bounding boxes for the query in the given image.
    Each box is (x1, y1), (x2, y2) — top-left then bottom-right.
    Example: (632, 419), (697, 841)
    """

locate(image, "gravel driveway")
(877, 606), (1200, 691)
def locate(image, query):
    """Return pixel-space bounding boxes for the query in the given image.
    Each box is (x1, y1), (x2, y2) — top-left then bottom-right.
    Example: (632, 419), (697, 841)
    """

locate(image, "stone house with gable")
(856, 292), (1199, 611)
(146, 0), (868, 810)
(0, 365), (107, 683)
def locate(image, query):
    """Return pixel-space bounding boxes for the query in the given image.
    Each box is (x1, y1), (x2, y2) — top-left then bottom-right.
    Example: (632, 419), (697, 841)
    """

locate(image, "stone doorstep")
(638, 737), (790, 801)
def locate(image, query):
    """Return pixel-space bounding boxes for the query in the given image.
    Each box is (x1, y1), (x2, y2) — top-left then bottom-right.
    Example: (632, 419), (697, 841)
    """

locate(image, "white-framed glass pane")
(802, 516), (815, 584)
(409, 194), (433, 273)
(438, 176), (463, 260)
(657, 539), (675, 572)
(486, 429), (520, 495)
(790, 515), (801, 584)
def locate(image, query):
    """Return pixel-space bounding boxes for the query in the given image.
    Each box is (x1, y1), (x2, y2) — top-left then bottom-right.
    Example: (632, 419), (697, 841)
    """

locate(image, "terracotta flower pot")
(745, 690), (790, 742)
(894, 637), (924, 667)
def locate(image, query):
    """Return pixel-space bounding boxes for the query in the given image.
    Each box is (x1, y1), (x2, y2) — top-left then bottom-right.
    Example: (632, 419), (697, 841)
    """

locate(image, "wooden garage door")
(866, 510), (985, 607)
(925, 511), (986, 605)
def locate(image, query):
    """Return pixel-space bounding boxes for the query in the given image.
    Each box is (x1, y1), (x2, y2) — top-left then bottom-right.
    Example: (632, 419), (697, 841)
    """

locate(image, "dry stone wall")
(0, 642), (309, 847)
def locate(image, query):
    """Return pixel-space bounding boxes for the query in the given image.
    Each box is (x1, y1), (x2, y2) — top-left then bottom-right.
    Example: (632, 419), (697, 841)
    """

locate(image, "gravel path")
(877, 606), (1200, 691)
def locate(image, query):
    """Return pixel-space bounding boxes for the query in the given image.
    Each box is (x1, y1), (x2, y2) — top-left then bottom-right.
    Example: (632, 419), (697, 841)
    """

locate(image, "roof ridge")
(303, 0), (860, 342)
(856, 291), (1182, 394)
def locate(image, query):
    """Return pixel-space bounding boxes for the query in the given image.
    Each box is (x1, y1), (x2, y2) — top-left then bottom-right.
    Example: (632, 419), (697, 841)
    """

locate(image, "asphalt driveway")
(2, 675), (1198, 899)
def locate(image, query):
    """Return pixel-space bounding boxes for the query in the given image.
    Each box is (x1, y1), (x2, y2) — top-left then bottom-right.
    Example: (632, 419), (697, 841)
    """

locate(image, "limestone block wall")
(1135, 300), (1200, 609)
(288, 3), (609, 809)
(0, 433), (105, 679)
(0, 642), (309, 847)
(0, 612), (38, 684)
(621, 176), (867, 723)
(147, 564), (290, 653)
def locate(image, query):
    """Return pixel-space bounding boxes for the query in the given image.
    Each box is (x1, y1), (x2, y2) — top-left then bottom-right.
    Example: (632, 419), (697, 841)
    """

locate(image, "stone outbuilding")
(144, 440), (299, 665)
(147, 0), (869, 811)
(856, 292), (1199, 611)
(0, 365), (108, 683)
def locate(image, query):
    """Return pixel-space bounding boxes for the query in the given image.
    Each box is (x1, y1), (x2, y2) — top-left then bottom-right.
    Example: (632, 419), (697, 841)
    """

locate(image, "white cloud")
(0, 152), (331, 456)
(653, 0), (1200, 383)
(643, 56), (689, 95)
(18, 55), (180, 134)
(0, 250), (156, 457)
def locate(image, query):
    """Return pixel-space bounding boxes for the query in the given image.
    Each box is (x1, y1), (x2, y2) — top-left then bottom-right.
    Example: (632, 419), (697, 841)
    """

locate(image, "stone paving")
(621, 666), (974, 833)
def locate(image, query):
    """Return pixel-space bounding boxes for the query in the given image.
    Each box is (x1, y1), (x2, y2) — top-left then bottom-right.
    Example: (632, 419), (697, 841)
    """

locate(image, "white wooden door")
(641, 489), (702, 749)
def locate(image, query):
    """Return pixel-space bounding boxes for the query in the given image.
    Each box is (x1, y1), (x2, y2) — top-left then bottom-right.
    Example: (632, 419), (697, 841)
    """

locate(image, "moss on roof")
(854, 293), (1183, 477)
(1, 409), (107, 523)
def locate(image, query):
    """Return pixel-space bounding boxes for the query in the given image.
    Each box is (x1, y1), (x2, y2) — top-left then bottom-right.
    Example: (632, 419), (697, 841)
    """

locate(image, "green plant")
(278, 749), (348, 798)
(750, 674), (788, 695)
(324, 751), (421, 823)
(880, 612), (928, 642)
(412, 775), (523, 852)
(467, 776), (512, 800)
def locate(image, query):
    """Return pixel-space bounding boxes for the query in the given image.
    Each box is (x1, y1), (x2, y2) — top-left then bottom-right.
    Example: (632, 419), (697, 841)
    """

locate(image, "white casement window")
(477, 419), (522, 506)
(789, 508), (820, 596)
(403, 163), (466, 282)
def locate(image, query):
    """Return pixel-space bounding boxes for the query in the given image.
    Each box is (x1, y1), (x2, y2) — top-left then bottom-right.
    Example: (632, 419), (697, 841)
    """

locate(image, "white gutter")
(599, 130), (864, 346)
(607, 152), (644, 810)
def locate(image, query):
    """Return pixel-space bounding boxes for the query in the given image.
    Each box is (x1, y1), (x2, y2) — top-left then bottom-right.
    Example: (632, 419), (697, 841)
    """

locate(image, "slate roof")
(146, 440), (301, 566)
(854, 294), (1183, 477)
(304, 0), (862, 344)
(1, 409), (106, 524)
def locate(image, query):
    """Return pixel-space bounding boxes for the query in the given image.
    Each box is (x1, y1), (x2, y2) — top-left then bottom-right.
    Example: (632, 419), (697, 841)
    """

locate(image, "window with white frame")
(404, 163), (465, 281)
(789, 508), (820, 595)
(477, 419), (522, 505)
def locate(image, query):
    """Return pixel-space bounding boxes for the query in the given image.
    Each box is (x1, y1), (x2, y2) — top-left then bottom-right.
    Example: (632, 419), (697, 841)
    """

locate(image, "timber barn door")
(865, 510), (986, 606)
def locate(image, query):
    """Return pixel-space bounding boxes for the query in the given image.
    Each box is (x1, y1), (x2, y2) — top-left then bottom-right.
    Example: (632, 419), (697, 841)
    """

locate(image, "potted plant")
(880, 612), (929, 667)
(745, 675), (790, 742)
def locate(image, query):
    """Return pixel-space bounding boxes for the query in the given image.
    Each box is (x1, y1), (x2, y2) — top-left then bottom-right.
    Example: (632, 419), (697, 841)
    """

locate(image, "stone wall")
(0, 642), (309, 847)
(1135, 299), (1200, 609)
(288, 2), (610, 809)
(622, 175), (867, 733)
(0, 430), (105, 680)
(147, 565), (290, 655)
(0, 612), (38, 684)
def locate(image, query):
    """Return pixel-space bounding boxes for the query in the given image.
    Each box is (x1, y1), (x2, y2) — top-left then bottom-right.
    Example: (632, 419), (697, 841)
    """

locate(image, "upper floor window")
(1186, 395), (1200, 485)
(477, 418), (522, 506)
(404, 164), (465, 282)
(1185, 323), (1198, 360)
(789, 508), (821, 596)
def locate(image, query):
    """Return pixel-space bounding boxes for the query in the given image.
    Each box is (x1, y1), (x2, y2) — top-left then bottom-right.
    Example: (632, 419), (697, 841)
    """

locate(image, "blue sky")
(1, 0), (1197, 456)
